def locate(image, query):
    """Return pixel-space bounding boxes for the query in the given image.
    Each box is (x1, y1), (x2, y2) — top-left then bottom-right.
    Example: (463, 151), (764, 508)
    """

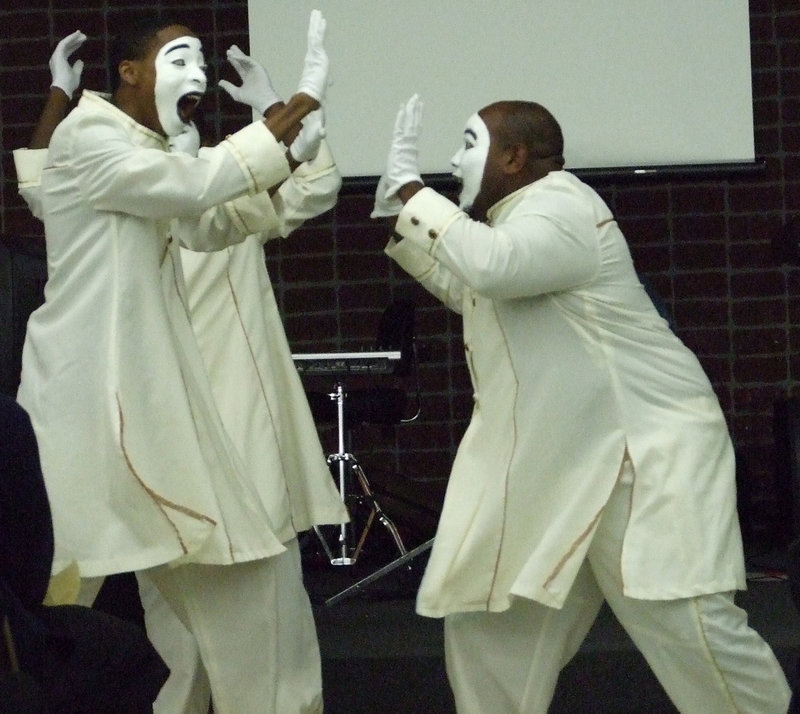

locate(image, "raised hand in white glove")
(289, 109), (326, 164)
(383, 94), (424, 200)
(296, 10), (329, 103)
(218, 44), (281, 115)
(370, 175), (404, 218)
(50, 30), (86, 99)
(167, 122), (201, 157)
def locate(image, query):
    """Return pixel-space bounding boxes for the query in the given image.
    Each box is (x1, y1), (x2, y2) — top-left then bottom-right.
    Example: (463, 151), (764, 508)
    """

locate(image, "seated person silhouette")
(0, 392), (168, 712)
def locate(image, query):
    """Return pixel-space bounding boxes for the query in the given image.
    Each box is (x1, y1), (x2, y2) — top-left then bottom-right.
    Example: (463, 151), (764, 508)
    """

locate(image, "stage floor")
(307, 547), (800, 713)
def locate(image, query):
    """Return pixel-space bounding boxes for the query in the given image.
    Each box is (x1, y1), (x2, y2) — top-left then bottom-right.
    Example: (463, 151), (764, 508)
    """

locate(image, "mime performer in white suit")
(15, 28), (349, 714)
(14, 13), (345, 713)
(164, 50), (349, 714)
(180, 47), (345, 564)
(15, 31), (348, 713)
(371, 95), (791, 713)
(14, 30), (212, 713)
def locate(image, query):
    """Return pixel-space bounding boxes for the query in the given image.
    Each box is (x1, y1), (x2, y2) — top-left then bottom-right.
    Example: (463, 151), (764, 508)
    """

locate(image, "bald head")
(459, 101), (564, 222)
(479, 101), (565, 169)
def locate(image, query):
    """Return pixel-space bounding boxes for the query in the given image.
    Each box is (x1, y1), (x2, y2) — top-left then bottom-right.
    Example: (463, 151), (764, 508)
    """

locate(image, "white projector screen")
(247, 1), (755, 179)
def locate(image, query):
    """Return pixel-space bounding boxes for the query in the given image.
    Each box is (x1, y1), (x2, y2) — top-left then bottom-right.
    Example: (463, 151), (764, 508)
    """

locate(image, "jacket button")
(410, 217), (420, 226)
(428, 229), (438, 239)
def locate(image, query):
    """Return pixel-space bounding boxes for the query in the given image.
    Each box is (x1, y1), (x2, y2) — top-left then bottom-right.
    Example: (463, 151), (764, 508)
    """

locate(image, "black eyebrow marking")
(164, 43), (191, 55)
(465, 128), (478, 140)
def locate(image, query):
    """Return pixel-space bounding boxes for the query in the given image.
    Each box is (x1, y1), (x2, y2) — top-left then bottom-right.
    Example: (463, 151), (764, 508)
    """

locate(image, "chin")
(459, 197), (477, 215)
(468, 203), (489, 222)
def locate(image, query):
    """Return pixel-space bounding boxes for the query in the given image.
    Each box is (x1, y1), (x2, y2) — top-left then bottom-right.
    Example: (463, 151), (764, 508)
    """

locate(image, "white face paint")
(450, 113), (490, 211)
(154, 35), (207, 137)
(167, 121), (200, 156)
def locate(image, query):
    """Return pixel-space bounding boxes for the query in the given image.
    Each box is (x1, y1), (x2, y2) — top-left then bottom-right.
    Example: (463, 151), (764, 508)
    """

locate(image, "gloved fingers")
(226, 45), (256, 78)
(401, 94), (423, 138)
(371, 175), (404, 218)
(290, 108), (327, 163)
(392, 99), (409, 141)
(55, 30), (87, 58)
(226, 44), (247, 62)
(409, 94), (424, 135)
(217, 79), (238, 98)
(50, 30), (87, 98)
(392, 94), (423, 143)
(305, 108), (326, 137)
(297, 10), (329, 101)
(307, 9), (327, 49)
(223, 43), (281, 113)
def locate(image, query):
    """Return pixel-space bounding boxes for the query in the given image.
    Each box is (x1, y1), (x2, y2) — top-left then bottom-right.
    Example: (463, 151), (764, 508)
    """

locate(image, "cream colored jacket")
(16, 91), (304, 576)
(387, 172), (745, 616)
(180, 140), (347, 543)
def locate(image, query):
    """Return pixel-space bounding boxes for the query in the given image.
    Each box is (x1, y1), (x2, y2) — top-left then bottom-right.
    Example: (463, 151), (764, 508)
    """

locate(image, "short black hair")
(108, 15), (187, 91)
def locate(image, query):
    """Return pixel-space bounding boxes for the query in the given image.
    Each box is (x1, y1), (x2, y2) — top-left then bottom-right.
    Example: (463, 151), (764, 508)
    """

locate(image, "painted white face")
(167, 121), (201, 156)
(154, 35), (207, 137)
(450, 113), (490, 211)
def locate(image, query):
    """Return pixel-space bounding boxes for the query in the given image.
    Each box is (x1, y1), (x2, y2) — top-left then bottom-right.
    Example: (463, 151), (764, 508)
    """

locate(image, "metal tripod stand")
(313, 381), (408, 566)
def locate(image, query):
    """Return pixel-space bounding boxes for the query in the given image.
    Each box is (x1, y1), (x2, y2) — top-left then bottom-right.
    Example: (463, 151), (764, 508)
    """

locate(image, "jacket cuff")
(385, 234), (438, 279)
(224, 192), (280, 237)
(13, 148), (48, 187)
(395, 187), (462, 255)
(222, 121), (290, 194)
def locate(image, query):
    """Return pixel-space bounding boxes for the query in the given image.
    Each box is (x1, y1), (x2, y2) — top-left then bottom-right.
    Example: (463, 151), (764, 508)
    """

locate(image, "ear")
(501, 143), (528, 175)
(117, 59), (139, 88)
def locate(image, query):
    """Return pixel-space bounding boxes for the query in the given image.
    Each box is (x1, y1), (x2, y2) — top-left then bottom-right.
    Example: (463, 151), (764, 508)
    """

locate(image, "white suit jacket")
(16, 91), (297, 577)
(387, 172), (745, 616)
(180, 140), (348, 543)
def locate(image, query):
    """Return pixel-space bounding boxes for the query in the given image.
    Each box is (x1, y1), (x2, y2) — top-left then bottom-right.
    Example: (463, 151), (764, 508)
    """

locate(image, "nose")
(190, 64), (207, 91)
(451, 148), (463, 175)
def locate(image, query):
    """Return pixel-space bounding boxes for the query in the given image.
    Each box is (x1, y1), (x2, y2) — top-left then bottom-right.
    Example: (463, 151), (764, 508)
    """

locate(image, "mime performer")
(165, 49), (350, 714)
(371, 94), (791, 713)
(14, 28), (210, 714)
(15, 12), (339, 713)
(15, 28), (351, 714)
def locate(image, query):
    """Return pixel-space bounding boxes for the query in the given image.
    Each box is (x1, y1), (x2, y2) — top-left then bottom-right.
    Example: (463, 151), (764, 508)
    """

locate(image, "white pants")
(137, 573), (209, 714)
(444, 459), (792, 713)
(77, 575), (208, 714)
(145, 540), (323, 714)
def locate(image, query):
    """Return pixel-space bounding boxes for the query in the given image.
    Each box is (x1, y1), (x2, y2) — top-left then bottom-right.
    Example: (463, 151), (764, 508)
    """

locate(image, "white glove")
(218, 45), (281, 115)
(289, 109), (326, 163)
(50, 30), (86, 99)
(383, 94), (424, 200)
(370, 175), (404, 218)
(296, 10), (329, 102)
(167, 122), (201, 157)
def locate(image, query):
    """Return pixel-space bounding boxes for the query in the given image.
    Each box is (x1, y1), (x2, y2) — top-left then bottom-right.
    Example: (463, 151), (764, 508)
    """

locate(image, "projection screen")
(247, 0), (755, 179)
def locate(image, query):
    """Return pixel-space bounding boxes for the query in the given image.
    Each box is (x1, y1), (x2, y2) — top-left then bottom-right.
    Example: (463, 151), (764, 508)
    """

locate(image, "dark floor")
(91, 526), (800, 712)
(305, 542), (800, 714)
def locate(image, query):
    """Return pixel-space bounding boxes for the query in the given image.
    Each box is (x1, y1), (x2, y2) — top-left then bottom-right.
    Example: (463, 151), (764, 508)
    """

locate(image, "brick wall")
(1, 1), (798, 545)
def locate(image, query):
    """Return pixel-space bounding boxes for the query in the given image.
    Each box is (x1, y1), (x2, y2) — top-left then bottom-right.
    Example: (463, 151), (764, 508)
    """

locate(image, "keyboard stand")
(311, 379), (407, 568)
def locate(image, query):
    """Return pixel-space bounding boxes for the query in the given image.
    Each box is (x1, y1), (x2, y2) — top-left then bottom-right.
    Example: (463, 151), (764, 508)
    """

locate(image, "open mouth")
(178, 93), (203, 123)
